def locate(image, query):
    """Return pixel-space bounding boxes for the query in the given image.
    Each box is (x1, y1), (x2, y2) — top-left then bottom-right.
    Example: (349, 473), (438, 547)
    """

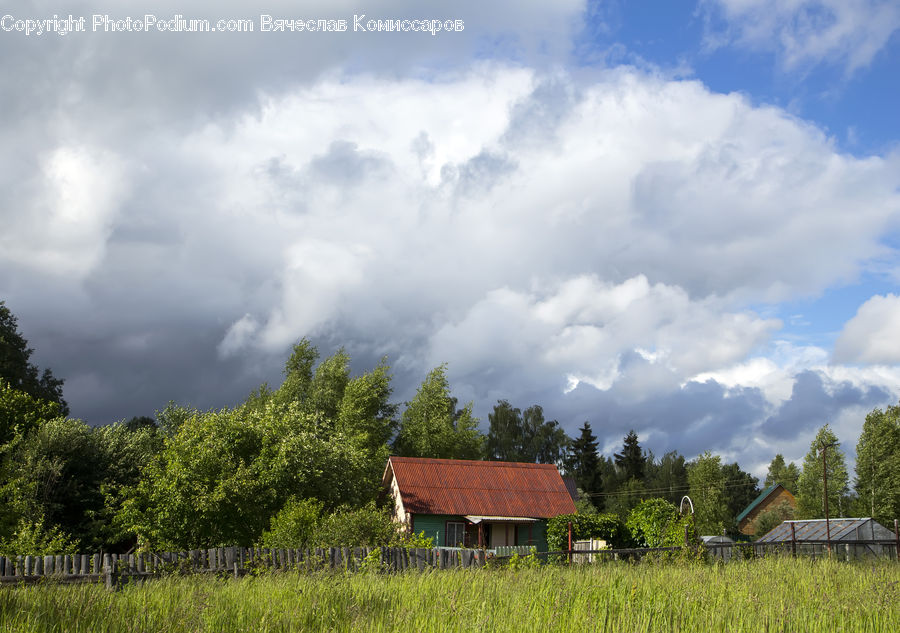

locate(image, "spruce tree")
(614, 429), (645, 481)
(565, 422), (603, 495)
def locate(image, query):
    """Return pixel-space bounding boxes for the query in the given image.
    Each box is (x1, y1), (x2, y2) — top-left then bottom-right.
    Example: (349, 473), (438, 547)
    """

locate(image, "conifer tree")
(614, 430), (645, 481)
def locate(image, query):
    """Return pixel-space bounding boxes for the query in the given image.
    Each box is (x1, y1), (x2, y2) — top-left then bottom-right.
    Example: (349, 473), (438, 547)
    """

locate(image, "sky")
(1, 0), (899, 478)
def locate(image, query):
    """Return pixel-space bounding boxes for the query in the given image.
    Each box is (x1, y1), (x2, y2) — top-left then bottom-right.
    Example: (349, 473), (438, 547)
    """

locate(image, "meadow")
(0, 556), (897, 632)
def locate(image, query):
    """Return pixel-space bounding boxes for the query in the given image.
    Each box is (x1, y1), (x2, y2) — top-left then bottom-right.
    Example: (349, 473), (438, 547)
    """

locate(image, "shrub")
(627, 498), (691, 548)
(393, 530), (434, 549)
(753, 500), (795, 538)
(0, 516), (76, 556)
(546, 513), (632, 552)
(311, 503), (396, 547)
(259, 498), (323, 548)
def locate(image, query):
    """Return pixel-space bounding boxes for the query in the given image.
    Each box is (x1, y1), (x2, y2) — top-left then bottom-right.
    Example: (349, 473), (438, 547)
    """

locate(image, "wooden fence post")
(894, 519), (899, 562)
(790, 522), (797, 557)
(103, 554), (117, 591)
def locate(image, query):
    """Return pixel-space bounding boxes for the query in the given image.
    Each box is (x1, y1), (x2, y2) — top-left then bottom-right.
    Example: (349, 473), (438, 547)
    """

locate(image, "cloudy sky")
(2, 1), (899, 476)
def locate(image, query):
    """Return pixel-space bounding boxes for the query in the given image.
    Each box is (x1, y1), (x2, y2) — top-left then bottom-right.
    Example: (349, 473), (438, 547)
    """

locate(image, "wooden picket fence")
(0, 546), (492, 588)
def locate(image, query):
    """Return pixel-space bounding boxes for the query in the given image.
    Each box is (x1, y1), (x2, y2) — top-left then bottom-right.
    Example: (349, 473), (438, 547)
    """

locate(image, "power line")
(580, 478), (763, 498)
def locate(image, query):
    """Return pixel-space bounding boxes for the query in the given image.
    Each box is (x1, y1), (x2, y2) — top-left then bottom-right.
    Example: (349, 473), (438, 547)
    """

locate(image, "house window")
(446, 521), (466, 547)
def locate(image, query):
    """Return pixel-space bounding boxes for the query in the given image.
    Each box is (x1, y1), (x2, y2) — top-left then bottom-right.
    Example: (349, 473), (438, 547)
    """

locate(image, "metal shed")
(755, 518), (898, 559)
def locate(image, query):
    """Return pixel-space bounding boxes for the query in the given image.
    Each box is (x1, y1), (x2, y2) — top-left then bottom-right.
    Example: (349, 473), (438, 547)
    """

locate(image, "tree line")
(1, 300), (898, 553)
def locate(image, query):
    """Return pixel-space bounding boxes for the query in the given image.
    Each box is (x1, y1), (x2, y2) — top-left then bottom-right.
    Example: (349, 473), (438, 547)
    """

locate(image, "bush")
(259, 498), (323, 548)
(393, 530), (434, 549)
(311, 503), (397, 547)
(627, 498), (691, 548)
(753, 500), (795, 538)
(0, 516), (76, 556)
(546, 513), (632, 552)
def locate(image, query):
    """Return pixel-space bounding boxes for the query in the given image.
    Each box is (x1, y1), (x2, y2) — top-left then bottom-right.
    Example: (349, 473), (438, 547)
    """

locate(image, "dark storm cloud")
(761, 370), (891, 438)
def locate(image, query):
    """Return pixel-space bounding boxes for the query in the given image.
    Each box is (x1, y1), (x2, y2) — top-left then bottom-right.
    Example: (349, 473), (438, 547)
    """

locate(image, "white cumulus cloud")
(834, 293), (900, 364)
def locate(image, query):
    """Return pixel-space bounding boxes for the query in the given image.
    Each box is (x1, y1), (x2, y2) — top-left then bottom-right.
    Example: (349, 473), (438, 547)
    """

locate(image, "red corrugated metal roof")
(384, 456), (576, 518)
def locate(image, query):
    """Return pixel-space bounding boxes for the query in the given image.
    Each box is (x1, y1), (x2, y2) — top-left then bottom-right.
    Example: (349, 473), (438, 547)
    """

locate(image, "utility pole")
(820, 441), (838, 556)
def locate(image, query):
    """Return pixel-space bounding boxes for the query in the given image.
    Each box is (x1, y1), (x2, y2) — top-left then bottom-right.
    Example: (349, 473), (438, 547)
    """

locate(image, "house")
(382, 456), (576, 550)
(736, 483), (796, 536)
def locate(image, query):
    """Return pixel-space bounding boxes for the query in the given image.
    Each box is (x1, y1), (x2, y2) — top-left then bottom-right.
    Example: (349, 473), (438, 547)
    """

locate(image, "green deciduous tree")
(854, 403), (900, 525)
(606, 477), (648, 520)
(485, 400), (569, 464)
(764, 454), (800, 495)
(120, 343), (399, 550)
(644, 450), (689, 505)
(1, 416), (164, 552)
(123, 400), (379, 549)
(687, 451), (730, 536)
(0, 301), (67, 415)
(796, 425), (849, 519)
(393, 365), (483, 460)
(485, 400), (522, 461)
(0, 379), (62, 445)
(722, 462), (760, 536)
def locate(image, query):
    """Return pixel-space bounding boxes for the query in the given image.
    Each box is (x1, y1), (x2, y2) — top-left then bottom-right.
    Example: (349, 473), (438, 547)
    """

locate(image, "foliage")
(394, 530), (434, 549)
(120, 401), (375, 549)
(0, 417), (160, 550)
(573, 493), (598, 515)
(546, 512), (632, 551)
(1, 417), (103, 550)
(687, 451), (730, 536)
(753, 500), (795, 538)
(261, 499), (421, 549)
(854, 402), (900, 525)
(626, 498), (692, 548)
(506, 549), (540, 570)
(764, 454), (800, 495)
(0, 379), (62, 444)
(310, 503), (397, 547)
(359, 547), (386, 574)
(121, 343), (397, 550)
(485, 400), (569, 464)
(614, 430), (645, 482)
(564, 422), (602, 496)
(722, 462), (760, 537)
(0, 516), (76, 556)
(605, 477), (647, 520)
(0, 301), (68, 415)
(259, 498), (324, 548)
(796, 425), (849, 519)
(485, 401), (569, 464)
(644, 450), (688, 505)
(393, 364), (483, 460)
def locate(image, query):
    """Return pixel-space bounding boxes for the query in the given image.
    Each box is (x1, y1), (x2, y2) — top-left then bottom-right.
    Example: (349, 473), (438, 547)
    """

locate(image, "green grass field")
(1, 557), (897, 632)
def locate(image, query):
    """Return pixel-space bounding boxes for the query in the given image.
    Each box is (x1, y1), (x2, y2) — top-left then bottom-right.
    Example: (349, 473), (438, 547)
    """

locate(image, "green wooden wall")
(410, 514), (549, 551)
(410, 514), (462, 547)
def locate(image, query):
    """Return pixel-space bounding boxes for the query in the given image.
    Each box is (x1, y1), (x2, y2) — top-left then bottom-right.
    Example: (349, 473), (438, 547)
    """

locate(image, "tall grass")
(1, 557), (897, 632)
